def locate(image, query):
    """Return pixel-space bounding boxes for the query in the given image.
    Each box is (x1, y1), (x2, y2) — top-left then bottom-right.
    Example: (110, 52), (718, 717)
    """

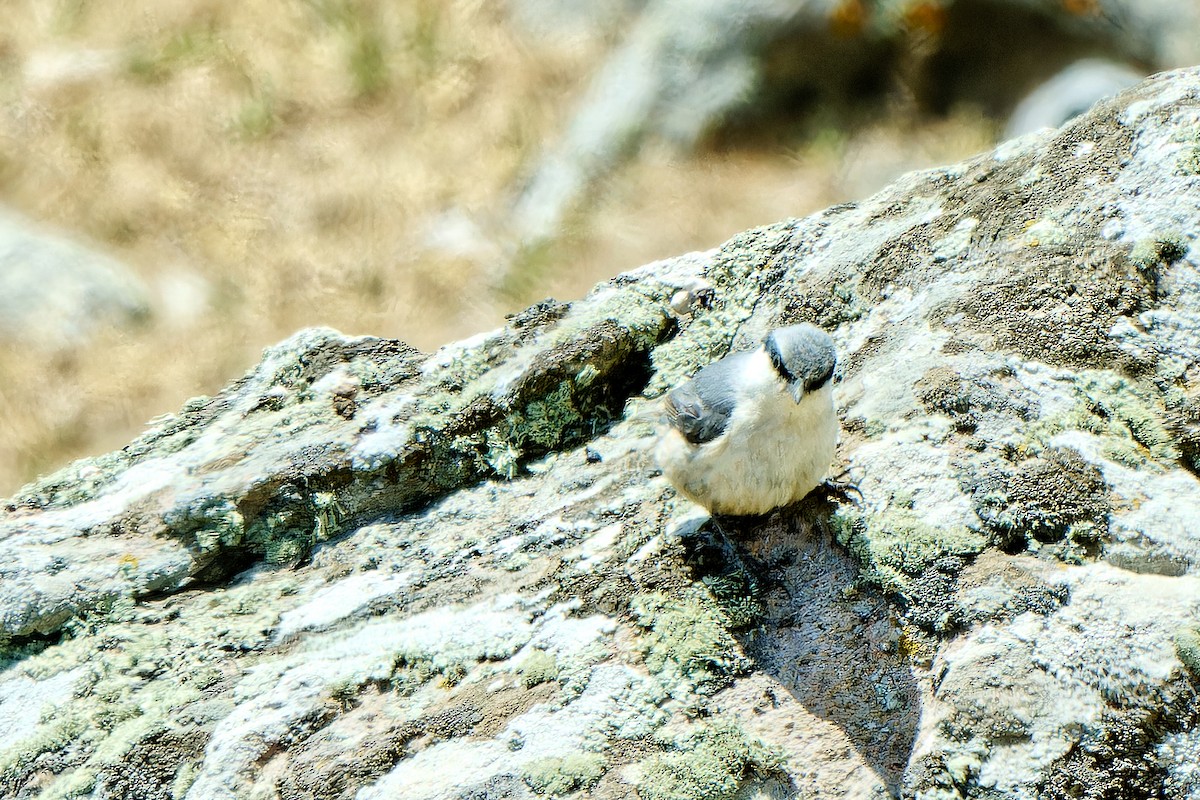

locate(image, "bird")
(654, 323), (838, 516)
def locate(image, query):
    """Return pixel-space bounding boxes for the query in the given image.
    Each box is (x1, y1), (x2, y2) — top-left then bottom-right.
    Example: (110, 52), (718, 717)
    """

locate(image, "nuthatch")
(655, 323), (838, 516)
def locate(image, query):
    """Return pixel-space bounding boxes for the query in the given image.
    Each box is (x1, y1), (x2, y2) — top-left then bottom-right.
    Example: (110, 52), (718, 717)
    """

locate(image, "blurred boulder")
(496, 0), (1200, 270)
(1005, 59), (1144, 138)
(0, 209), (150, 347)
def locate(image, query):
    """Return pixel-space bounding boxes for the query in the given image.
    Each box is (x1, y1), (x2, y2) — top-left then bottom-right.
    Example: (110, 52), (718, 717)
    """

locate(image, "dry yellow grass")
(0, 0), (995, 495)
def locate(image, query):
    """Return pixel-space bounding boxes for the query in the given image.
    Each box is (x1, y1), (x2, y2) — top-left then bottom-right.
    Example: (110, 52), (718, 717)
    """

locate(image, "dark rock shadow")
(683, 497), (920, 798)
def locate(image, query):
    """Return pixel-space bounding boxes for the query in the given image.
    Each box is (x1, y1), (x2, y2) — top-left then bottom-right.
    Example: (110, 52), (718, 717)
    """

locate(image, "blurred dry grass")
(0, 0), (994, 495)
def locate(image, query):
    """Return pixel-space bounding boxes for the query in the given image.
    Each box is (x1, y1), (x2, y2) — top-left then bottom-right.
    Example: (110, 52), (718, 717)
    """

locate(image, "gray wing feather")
(664, 352), (749, 445)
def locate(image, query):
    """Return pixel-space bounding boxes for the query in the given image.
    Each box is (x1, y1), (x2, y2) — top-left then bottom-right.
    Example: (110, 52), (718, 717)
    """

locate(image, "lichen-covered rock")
(4, 67), (1200, 800)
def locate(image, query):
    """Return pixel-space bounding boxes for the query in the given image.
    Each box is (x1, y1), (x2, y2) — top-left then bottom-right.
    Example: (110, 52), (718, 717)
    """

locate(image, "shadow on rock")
(684, 497), (920, 798)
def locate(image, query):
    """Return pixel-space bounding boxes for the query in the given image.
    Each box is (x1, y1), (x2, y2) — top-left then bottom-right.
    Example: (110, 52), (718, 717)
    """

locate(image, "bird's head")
(764, 323), (836, 403)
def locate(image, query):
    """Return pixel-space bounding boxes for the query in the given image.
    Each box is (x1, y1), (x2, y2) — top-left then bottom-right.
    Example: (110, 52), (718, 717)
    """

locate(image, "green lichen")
(637, 721), (783, 800)
(389, 657), (438, 696)
(165, 496), (244, 553)
(521, 753), (607, 795)
(862, 418), (888, 438)
(7, 449), (132, 510)
(1129, 231), (1189, 270)
(1176, 147), (1200, 176)
(62, 594), (137, 639)
(1076, 376), (1177, 466)
(503, 382), (587, 453)
(519, 649), (559, 688)
(484, 429), (522, 480)
(166, 486), (348, 567)
(1176, 626), (1200, 675)
(832, 507), (987, 596)
(1023, 374), (1179, 469)
(701, 571), (765, 633)
(0, 563), (302, 798)
(631, 589), (750, 694)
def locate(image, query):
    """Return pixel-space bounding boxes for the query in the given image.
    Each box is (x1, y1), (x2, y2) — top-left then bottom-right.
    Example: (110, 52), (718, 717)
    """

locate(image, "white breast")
(655, 349), (837, 516)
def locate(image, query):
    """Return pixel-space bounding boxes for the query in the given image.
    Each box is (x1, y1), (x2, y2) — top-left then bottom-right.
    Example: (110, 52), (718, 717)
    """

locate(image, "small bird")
(655, 323), (838, 516)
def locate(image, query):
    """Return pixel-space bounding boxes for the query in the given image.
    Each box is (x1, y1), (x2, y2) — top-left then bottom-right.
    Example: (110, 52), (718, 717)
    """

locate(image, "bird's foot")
(820, 475), (863, 505)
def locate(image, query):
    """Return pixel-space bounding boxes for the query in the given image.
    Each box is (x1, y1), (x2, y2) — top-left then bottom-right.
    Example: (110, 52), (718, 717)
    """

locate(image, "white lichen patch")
(574, 522), (622, 572)
(841, 299), (953, 426)
(515, 603), (617, 696)
(849, 436), (978, 529)
(359, 663), (666, 800)
(931, 217), (979, 263)
(1022, 218), (1070, 247)
(1158, 727), (1200, 799)
(1122, 71), (1198, 125)
(1052, 429), (1200, 574)
(185, 597), (535, 799)
(273, 568), (418, 641)
(349, 410), (414, 471)
(0, 668), (83, 752)
(921, 562), (1200, 797)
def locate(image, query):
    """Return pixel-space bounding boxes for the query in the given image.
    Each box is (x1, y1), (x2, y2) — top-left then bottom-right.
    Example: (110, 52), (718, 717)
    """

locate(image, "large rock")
(3, 67), (1200, 799)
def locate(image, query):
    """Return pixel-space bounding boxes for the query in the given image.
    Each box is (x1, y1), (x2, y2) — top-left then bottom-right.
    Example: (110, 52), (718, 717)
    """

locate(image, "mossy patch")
(519, 649), (559, 688)
(631, 589), (751, 695)
(521, 752), (606, 795)
(932, 243), (1152, 369)
(1176, 626), (1200, 675)
(1023, 373), (1179, 470)
(637, 721), (784, 800)
(832, 506), (987, 597)
(964, 447), (1110, 551)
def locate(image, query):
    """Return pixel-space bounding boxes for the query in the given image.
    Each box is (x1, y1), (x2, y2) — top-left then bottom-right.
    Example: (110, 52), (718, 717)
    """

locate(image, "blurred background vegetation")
(0, 0), (1185, 494)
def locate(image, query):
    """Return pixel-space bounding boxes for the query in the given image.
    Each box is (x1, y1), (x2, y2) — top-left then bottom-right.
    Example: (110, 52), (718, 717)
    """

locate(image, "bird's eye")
(806, 359), (834, 392)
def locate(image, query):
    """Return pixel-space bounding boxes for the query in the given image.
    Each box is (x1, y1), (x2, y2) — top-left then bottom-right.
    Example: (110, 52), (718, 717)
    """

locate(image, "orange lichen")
(1063, 0), (1102, 17)
(830, 0), (869, 38)
(903, 1), (948, 36)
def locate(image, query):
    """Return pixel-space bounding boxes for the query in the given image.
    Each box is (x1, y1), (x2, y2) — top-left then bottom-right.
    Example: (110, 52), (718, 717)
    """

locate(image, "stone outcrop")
(3, 67), (1200, 799)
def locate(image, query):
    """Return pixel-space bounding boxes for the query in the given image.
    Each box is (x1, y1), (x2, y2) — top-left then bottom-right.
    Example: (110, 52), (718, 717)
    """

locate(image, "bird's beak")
(788, 380), (805, 404)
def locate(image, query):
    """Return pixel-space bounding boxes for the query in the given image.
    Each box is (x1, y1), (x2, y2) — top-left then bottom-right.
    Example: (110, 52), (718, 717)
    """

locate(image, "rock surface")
(4, 67), (1200, 799)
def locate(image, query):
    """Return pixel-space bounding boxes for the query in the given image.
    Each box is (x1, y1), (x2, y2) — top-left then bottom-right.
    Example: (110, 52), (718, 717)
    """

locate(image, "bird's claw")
(820, 476), (863, 505)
